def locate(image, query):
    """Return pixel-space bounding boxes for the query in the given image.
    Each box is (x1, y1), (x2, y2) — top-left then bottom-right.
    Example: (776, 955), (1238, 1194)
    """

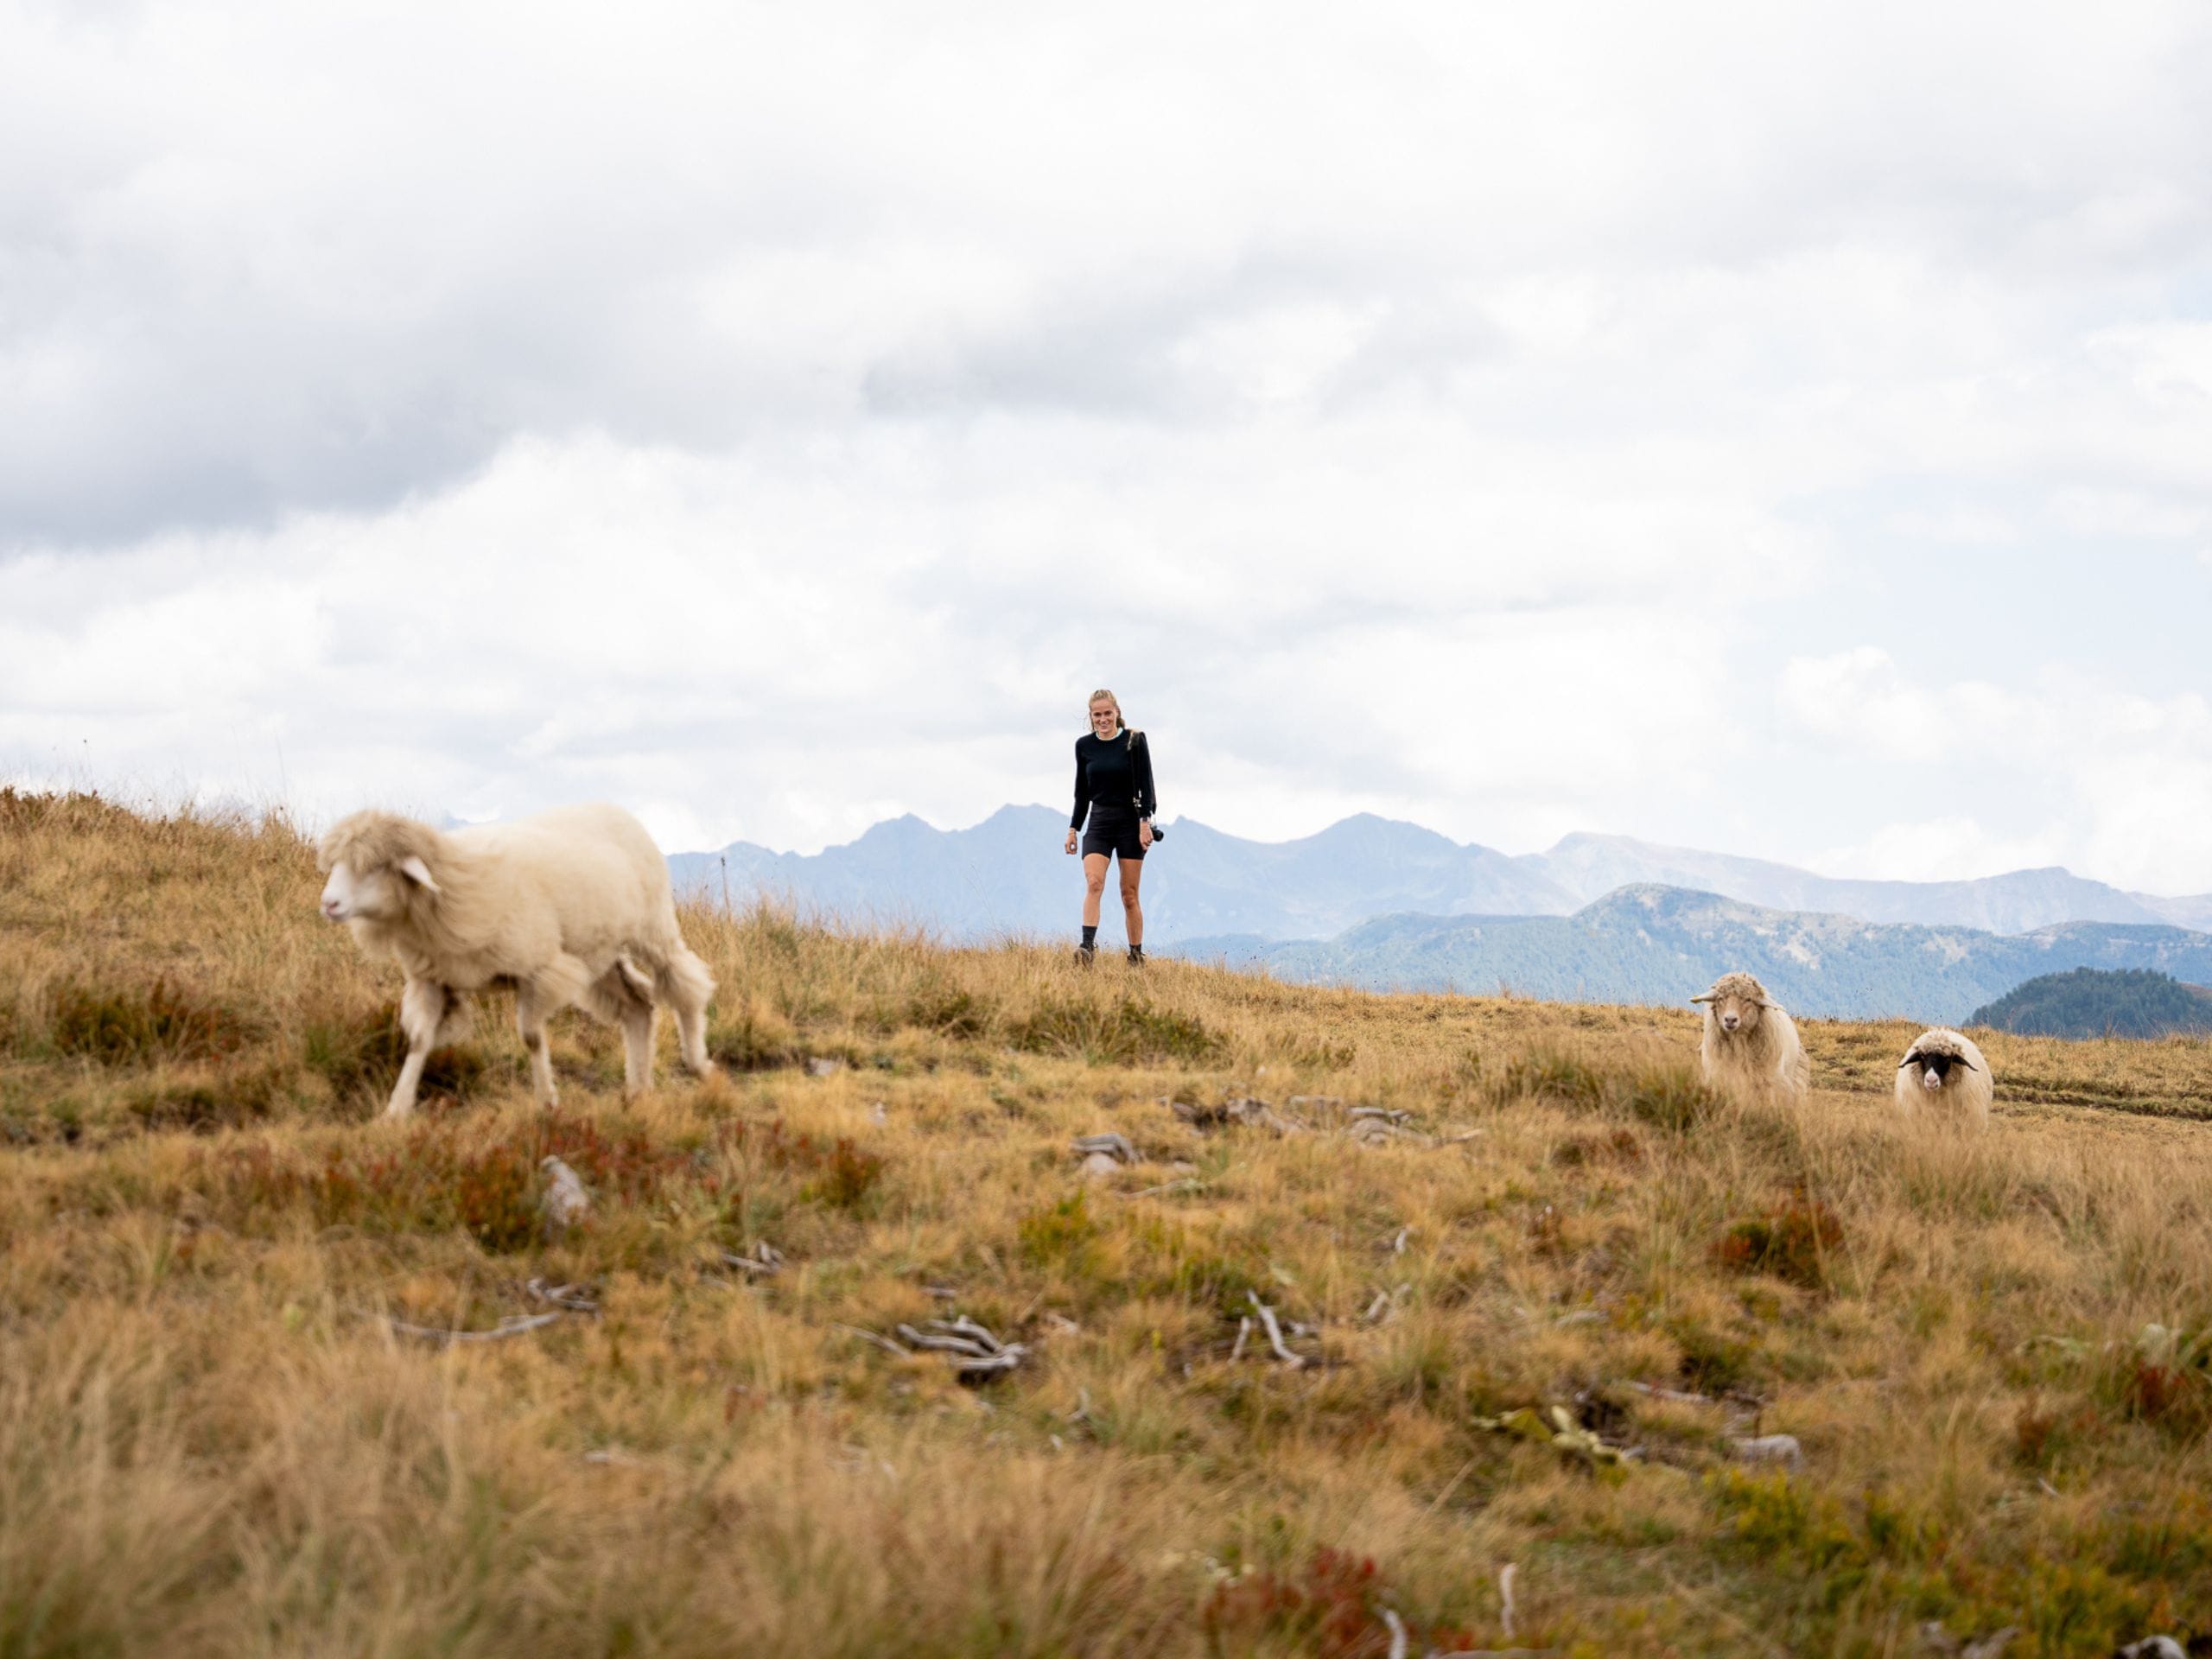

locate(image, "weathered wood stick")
(382, 1312), (563, 1344)
(1246, 1291), (1305, 1368)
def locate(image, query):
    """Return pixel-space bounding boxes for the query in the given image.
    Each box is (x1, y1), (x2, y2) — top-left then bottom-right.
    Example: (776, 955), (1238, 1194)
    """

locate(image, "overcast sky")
(4, 0), (2210, 893)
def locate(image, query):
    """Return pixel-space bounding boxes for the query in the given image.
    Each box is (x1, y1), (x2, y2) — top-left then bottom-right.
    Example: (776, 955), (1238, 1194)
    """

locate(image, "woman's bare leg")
(1082, 854), (1109, 927)
(1119, 855), (1144, 948)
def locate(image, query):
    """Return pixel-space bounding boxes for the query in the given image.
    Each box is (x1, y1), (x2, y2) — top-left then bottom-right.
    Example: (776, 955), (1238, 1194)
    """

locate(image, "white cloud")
(1778, 648), (2018, 764)
(1781, 651), (2212, 893)
(4, 0), (2211, 898)
(0, 429), (1772, 855)
(1811, 818), (2069, 886)
(2050, 488), (2207, 540)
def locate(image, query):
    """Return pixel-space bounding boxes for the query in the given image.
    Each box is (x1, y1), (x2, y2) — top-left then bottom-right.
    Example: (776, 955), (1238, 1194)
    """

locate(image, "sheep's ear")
(1689, 994), (1714, 1005)
(397, 854), (441, 893)
(1954, 1057), (1977, 1071)
(1897, 1053), (1922, 1069)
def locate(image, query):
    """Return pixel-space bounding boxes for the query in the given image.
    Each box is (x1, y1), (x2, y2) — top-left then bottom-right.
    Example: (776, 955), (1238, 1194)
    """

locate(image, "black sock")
(1081, 925), (1097, 947)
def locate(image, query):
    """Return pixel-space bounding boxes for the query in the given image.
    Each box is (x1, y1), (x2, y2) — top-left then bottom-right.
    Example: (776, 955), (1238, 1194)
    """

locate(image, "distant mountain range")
(1175, 886), (2212, 1024)
(667, 806), (1579, 944)
(668, 805), (2212, 944)
(664, 806), (2212, 1021)
(1525, 833), (2212, 934)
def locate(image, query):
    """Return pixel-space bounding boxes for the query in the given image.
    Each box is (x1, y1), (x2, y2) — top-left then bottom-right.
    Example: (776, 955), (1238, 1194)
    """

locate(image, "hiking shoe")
(1127, 945), (1145, 965)
(1074, 943), (1096, 966)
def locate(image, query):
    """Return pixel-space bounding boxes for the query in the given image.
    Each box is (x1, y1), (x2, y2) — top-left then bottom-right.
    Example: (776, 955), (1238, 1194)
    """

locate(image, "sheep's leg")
(620, 1002), (658, 1097)
(389, 978), (449, 1119)
(664, 946), (716, 1076)
(513, 982), (560, 1109)
(583, 958), (658, 1097)
(674, 1002), (710, 1077)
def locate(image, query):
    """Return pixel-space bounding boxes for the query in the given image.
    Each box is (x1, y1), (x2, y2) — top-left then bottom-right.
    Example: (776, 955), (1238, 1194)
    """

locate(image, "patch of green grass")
(1013, 996), (1221, 1065)
(1713, 1197), (1845, 1291)
(35, 976), (254, 1066)
(302, 1001), (491, 1104)
(1497, 1048), (1721, 1132)
(1018, 1188), (1101, 1268)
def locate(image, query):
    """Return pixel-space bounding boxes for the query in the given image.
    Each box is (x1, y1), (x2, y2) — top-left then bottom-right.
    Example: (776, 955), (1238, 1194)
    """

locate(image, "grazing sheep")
(1894, 1027), (1992, 1128)
(317, 804), (715, 1117)
(1691, 971), (1811, 1105)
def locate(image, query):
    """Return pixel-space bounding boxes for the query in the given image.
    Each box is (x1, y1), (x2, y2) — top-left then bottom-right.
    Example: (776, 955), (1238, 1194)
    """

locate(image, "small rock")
(2115, 1639), (2188, 1659)
(1080, 1152), (1122, 1179)
(805, 1057), (842, 1077)
(1729, 1433), (1803, 1466)
(1072, 1132), (1136, 1164)
(539, 1157), (591, 1235)
(870, 1101), (887, 1123)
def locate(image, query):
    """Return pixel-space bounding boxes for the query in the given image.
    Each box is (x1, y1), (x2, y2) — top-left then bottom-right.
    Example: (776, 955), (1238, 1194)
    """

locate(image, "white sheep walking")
(317, 804), (716, 1117)
(1692, 971), (1811, 1105)
(1894, 1028), (1992, 1128)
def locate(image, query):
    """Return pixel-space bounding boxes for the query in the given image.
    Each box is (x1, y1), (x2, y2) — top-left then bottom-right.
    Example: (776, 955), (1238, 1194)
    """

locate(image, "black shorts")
(1080, 809), (1146, 861)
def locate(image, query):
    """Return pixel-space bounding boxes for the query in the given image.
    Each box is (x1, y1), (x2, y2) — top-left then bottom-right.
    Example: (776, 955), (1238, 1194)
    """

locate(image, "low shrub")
(44, 976), (251, 1066)
(126, 1064), (292, 1133)
(210, 1116), (707, 1252)
(302, 1001), (490, 1103)
(1497, 1048), (1720, 1132)
(1012, 996), (1220, 1065)
(902, 983), (992, 1040)
(705, 1001), (799, 1071)
(1018, 1189), (1102, 1274)
(721, 1118), (885, 1212)
(1713, 1197), (1845, 1290)
(2119, 1360), (2212, 1439)
(2014, 1395), (2100, 1469)
(1202, 1548), (1478, 1659)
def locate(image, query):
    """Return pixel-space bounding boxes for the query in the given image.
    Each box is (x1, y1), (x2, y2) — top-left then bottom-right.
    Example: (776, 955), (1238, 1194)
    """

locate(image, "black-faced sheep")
(1691, 970), (1811, 1105)
(1894, 1027), (1992, 1128)
(317, 804), (716, 1117)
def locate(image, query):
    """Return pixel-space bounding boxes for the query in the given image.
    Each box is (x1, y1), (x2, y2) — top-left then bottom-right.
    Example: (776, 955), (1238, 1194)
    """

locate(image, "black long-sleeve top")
(1071, 729), (1157, 829)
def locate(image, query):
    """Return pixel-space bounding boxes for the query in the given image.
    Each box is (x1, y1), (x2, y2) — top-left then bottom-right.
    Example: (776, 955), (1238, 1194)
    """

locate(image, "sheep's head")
(1692, 971), (1775, 1037)
(1899, 1030), (1976, 1092)
(316, 810), (442, 925)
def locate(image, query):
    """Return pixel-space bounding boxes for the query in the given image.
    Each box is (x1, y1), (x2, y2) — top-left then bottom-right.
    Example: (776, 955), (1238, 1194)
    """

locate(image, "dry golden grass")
(3, 788), (2211, 1657)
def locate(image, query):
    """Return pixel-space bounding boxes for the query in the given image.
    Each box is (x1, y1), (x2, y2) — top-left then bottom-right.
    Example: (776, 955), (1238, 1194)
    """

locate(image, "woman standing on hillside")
(1063, 689), (1158, 964)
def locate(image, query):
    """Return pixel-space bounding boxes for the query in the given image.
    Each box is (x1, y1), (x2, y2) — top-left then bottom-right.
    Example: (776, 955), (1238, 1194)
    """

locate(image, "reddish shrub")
(721, 1118), (884, 1211)
(1202, 1548), (1477, 1659)
(2121, 1362), (2212, 1437)
(1713, 1198), (1845, 1290)
(207, 1116), (706, 1252)
(2015, 1396), (2101, 1466)
(48, 976), (251, 1065)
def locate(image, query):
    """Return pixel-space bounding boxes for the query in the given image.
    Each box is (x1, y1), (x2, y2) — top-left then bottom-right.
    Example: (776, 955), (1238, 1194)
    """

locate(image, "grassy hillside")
(1973, 968), (2212, 1041)
(3, 789), (2211, 1657)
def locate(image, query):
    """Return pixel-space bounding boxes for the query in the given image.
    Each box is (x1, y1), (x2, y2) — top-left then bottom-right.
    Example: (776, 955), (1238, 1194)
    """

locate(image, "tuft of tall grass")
(1493, 1044), (1723, 1132)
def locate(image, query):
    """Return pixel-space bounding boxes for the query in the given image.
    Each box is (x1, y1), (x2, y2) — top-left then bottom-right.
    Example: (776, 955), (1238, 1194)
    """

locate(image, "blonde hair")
(1087, 688), (1126, 730)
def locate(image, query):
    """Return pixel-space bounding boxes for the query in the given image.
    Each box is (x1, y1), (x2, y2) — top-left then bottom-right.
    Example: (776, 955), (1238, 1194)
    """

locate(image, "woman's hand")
(1064, 829), (1078, 855)
(1138, 820), (1154, 850)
